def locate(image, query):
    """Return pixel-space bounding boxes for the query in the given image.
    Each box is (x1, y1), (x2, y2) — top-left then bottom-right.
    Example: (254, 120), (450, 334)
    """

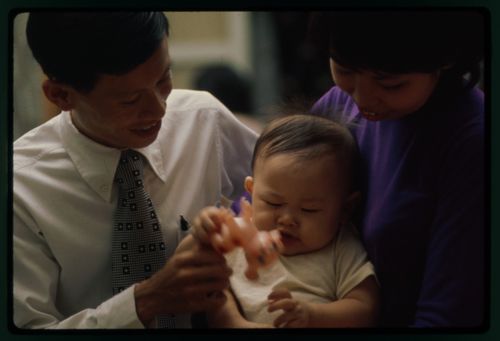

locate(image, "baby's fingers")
(273, 311), (300, 328)
(268, 287), (292, 301)
(192, 207), (223, 243)
(240, 197), (253, 220)
(268, 298), (297, 313)
(191, 218), (210, 243)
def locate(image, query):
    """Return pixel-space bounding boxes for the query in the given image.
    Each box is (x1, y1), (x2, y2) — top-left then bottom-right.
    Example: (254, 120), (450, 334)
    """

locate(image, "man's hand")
(191, 206), (227, 244)
(268, 287), (312, 328)
(134, 234), (232, 326)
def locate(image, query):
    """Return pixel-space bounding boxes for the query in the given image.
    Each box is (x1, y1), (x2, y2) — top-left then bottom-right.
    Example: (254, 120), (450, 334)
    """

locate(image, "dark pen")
(179, 215), (190, 232)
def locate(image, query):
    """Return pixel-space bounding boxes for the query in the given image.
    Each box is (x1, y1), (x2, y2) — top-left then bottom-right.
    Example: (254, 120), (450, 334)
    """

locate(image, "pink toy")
(210, 198), (283, 280)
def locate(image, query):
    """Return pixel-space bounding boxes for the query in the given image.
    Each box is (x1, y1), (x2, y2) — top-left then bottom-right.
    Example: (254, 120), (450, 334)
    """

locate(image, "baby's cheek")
(252, 211), (275, 232)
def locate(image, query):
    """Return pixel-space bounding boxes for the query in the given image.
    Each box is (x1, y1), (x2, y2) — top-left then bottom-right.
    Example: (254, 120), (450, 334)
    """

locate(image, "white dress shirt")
(13, 89), (258, 329)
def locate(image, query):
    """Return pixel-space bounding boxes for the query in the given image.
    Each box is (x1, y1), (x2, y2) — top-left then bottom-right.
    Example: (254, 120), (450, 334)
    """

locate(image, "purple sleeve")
(413, 114), (485, 327)
(229, 192), (252, 215)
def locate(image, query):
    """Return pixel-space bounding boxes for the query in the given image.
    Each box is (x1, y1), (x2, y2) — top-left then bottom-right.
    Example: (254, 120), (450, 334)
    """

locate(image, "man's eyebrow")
(114, 63), (173, 96)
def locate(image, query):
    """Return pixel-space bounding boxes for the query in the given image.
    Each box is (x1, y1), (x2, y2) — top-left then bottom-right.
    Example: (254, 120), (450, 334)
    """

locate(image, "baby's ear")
(244, 176), (254, 194)
(342, 191), (361, 223)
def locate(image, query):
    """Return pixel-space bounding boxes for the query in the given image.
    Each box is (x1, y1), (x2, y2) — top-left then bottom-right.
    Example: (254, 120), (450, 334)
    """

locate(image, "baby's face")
(248, 153), (349, 256)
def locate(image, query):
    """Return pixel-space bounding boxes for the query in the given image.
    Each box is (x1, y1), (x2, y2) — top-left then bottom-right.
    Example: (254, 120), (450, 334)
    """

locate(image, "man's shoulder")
(164, 89), (240, 131)
(13, 114), (64, 171)
(167, 89), (223, 112)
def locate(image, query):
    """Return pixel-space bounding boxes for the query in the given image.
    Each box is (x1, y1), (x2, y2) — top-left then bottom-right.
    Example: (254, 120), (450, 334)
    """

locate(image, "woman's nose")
(352, 76), (378, 110)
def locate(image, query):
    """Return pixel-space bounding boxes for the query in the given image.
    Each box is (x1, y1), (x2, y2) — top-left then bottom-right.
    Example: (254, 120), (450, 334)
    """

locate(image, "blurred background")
(13, 11), (333, 139)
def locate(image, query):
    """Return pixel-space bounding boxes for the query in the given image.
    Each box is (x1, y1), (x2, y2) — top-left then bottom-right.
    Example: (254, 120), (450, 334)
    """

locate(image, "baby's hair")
(251, 114), (359, 190)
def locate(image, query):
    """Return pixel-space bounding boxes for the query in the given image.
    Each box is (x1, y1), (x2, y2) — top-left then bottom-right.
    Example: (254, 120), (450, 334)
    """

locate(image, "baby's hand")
(192, 206), (227, 245)
(268, 287), (311, 328)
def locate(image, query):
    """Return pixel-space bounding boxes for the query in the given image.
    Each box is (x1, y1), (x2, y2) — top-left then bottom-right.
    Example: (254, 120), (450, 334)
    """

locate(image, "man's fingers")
(175, 243), (227, 266)
(182, 277), (231, 297)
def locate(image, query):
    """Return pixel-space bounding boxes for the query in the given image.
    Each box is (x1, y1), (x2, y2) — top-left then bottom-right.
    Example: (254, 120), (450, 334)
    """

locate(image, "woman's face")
(330, 59), (441, 121)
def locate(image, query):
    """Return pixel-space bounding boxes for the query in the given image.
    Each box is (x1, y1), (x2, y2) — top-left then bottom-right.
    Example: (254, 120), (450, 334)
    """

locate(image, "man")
(13, 12), (257, 328)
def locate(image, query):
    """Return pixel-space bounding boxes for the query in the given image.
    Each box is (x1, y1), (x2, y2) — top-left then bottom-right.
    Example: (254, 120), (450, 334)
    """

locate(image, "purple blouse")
(313, 85), (486, 327)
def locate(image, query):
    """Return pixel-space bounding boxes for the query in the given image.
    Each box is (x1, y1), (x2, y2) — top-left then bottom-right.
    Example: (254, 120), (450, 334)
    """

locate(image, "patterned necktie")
(112, 149), (175, 328)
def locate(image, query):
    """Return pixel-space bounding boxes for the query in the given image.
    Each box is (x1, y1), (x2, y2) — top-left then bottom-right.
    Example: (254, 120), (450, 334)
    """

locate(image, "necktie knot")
(115, 150), (145, 190)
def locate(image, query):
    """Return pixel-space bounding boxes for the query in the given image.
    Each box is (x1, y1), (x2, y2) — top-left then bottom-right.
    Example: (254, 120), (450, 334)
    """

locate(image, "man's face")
(68, 36), (172, 149)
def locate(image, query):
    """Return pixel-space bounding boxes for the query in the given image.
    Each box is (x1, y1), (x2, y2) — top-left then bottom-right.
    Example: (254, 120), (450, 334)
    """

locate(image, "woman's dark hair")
(26, 11), (169, 93)
(252, 114), (359, 191)
(309, 10), (484, 90)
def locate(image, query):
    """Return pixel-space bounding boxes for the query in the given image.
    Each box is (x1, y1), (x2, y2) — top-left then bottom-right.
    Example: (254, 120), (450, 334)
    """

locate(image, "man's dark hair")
(26, 11), (169, 93)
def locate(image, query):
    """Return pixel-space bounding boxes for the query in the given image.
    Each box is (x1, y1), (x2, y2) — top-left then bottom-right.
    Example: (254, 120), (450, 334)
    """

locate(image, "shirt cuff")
(95, 285), (145, 328)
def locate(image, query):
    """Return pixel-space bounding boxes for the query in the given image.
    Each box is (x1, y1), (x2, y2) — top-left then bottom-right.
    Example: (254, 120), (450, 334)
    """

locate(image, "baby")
(193, 114), (379, 328)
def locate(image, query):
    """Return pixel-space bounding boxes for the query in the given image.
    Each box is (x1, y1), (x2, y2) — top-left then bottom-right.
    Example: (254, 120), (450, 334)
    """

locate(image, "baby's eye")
(264, 200), (281, 207)
(302, 208), (321, 213)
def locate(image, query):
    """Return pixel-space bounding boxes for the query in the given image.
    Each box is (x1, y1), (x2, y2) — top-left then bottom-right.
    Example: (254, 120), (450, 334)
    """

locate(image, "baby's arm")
(207, 289), (274, 328)
(268, 275), (379, 328)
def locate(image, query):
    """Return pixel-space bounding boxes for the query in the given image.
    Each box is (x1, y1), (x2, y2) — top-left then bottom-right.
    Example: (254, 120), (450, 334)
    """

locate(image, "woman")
(311, 10), (486, 328)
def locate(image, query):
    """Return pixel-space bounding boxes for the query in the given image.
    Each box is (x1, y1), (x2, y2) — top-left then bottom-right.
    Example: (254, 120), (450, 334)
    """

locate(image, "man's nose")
(142, 90), (166, 119)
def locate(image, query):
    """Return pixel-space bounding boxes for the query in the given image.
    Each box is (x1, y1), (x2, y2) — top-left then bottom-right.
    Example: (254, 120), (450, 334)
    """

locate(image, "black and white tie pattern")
(112, 149), (175, 328)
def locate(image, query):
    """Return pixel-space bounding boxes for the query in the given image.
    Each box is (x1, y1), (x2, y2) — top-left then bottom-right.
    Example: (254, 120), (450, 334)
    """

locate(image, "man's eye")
(158, 75), (171, 85)
(121, 97), (140, 105)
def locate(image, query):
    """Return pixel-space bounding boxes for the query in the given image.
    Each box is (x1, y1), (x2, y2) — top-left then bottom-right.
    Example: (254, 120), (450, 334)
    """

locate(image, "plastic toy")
(210, 198), (283, 280)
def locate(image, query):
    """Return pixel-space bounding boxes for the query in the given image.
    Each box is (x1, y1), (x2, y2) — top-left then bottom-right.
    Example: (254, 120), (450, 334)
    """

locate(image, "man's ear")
(244, 176), (254, 194)
(42, 79), (76, 111)
(341, 191), (361, 224)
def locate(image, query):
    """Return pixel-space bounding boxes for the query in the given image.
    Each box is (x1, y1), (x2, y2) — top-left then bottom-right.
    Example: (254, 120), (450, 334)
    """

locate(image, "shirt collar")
(59, 111), (167, 202)
(136, 137), (167, 182)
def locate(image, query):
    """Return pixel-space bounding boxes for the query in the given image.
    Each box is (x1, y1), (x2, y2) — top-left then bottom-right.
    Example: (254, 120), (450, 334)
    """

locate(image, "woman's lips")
(361, 111), (382, 121)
